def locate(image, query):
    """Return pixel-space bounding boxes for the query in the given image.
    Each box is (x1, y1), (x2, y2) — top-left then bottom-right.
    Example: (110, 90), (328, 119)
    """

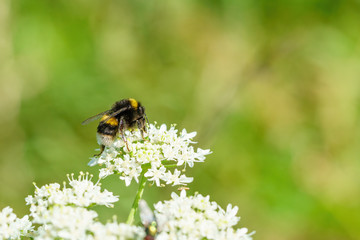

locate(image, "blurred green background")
(1, 0), (360, 239)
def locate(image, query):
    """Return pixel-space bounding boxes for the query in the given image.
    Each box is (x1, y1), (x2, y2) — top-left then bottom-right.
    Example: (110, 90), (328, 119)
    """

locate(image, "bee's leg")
(137, 118), (146, 140)
(120, 118), (130, 151)
(94, 145), (105, 157)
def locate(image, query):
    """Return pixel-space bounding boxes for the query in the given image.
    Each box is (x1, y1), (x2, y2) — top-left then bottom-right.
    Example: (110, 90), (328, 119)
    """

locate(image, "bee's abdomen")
(97, 122), (118, 135)
(96, 126), (117, 147)
(96, 132), (115, 147)
(96, 120), (118, 147)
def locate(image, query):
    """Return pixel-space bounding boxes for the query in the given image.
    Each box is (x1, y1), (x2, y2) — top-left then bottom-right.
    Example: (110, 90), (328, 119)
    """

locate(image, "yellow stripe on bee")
(128, 98), (138, 109)
(100, 115), (119, 126)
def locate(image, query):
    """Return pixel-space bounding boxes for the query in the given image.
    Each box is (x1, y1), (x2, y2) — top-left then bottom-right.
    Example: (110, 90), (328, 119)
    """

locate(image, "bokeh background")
(1, 0), (360, 239)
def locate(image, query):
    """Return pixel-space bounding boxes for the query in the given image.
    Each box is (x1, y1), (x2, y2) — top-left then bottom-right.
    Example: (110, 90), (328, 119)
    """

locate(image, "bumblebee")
(139, 200), (158, 240)
(82, 98), (147, 155)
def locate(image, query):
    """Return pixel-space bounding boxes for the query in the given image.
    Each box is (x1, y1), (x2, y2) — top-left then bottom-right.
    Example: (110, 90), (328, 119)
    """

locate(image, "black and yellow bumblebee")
(82, 98), (147, 155)
(139, 200), (158, 240)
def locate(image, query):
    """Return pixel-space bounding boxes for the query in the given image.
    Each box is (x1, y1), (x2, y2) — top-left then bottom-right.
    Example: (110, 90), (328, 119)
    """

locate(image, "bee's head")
(135, 101), (144, 114)
(135, 102), (148, 129)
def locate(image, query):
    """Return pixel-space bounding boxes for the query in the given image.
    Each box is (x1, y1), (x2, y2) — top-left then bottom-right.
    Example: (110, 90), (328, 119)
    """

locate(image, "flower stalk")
(126, 168), (148, 225)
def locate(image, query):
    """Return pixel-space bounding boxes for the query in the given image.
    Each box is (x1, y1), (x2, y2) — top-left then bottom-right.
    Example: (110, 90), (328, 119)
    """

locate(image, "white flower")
(25, 172), (119, 210)
(144, 166), (167, 187)
(90, 218), (145, 240)
(89, 123), (211, 187)
(25, 172), (120, 239)
(153, 190), (254, 240)
(163, 169), (193, 186)
(33, 205), (97, 239)
(0, 206), (33, 239)
(32, 206), (145, 240)
(24, 173), (146, 240)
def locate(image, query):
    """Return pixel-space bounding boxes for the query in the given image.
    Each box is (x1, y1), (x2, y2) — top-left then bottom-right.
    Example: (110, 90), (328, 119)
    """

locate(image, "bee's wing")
(98, 106), (130, 124)
(81, 110), (111, 125)
(139, 200), (155, 226)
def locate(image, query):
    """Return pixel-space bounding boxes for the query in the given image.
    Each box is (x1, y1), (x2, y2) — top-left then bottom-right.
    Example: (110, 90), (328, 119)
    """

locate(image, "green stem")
(125, 160), (176, 225)
(126, 169), (148, 225)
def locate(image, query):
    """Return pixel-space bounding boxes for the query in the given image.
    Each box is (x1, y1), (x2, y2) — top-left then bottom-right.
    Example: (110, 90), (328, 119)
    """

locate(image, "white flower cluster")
(0, 206), (32, 239)
(89, 123), (211, 187)
(91, 218), (144, 240)
(33, 206), (98, 239)
(25, 172), (119, 210)
(33, 208), (144, 240)
(154, 191), (254, 240)
(23, 172), (143, 240)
